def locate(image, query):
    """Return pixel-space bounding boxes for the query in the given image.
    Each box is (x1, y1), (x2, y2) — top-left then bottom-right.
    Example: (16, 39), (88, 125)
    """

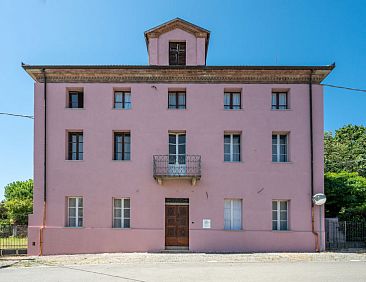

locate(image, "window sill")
(271, 109), (291, 111)
(167, 108), (187, 110)
(65, 160), (84, 162)
(224, 161), (244, 164)
(65, 226), (84, 229)
(112, 108), (132, 110)
(223, 108), (244, 111)
(112, 160), (131, 162)
(272, 230), (292, 233)
(272, 161), (292, 164)
(223, 229), (244, 232)
(112, 227), (131, 230)
(65, 108), (85, 110)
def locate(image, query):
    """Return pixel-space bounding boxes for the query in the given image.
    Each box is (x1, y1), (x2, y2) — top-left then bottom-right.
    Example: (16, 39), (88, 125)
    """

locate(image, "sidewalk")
(1, 251), (366, 268)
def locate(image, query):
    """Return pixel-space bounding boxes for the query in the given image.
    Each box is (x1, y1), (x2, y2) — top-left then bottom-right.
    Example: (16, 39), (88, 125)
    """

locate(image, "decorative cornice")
(23, 66), (334, 84)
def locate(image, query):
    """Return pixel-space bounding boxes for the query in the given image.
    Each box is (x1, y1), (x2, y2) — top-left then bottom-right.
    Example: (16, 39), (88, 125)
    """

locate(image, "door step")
(162, 246), (191, 253)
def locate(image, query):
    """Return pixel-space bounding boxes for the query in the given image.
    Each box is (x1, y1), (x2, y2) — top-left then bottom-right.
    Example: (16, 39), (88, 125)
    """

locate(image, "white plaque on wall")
(202, 219), (211, 229)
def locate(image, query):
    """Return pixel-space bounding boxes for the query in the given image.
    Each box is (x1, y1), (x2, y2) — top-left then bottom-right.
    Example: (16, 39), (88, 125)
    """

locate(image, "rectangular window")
(114, 132), (130, 160)
(224, 92), (241, 110)
(68, 132), (83, 160)
(67, 197), (83, 227)
(272, 92), (288, 110)
(113, 198), (130, 228)
(68, 91), (84, 108)
(224, 134), (241, 162)
(168, 91), (186, 109)
(168, 133), (186, 165)
(169, 42), (186, 65)
(224, 199), (242, 230)
(272, 134), (288, 162)
(114, 91), (131, 109)
(272, 200), (288, 231)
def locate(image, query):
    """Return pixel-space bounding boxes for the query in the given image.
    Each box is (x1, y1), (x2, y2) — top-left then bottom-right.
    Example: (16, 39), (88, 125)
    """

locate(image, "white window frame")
(224, 134), (241, 162)
(67, 197), (83, 228)
(113, 198), (131, 228)
(272, 200), (289, 231)
(224, 199), (242, 230)
(272, 134), (288, 162)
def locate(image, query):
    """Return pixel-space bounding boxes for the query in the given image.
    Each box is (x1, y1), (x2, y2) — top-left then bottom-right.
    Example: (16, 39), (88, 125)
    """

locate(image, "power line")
(322, 84), (366, 93)
(0, 112), (34, 119)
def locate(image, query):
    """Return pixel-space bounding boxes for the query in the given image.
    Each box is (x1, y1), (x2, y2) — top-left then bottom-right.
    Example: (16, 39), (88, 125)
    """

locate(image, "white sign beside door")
(202, 219), (211, 229)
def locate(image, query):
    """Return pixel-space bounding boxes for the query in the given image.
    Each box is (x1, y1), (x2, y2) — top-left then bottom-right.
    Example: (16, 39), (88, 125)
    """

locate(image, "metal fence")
(0, 225), (27, 255)
(325, 219), (366, 250)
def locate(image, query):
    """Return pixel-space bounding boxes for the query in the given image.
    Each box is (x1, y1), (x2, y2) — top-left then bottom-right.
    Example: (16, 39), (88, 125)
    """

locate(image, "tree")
(324, 172), (366, 220)
(0, 201), (9, 224)
(324, 125), (366, 177)
(3, 179), (33, 225)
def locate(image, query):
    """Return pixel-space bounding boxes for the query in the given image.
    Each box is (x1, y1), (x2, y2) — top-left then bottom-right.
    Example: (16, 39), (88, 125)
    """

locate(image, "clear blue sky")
(0, 0), (365, 198)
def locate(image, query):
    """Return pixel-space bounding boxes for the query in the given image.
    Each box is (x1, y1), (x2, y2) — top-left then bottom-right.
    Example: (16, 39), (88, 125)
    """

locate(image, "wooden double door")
(165, 204), (189, 247)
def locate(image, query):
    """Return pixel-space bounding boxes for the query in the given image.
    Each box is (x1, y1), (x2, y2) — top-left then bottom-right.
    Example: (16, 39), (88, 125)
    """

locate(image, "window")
(68, 91), (84, 108)
(169, 42), (186, 65)
(169, 133), (186, 165)
(168, 91), (186, 109)
(272, 92), (288, 110)
(68, 132), (83, 160)
(272, 200), (288, 231)
(224, 199), (242, 230)
(67, 197), (83, 227)
(114, 132), (130, 160)
(113, 198), (130, 228)
(272, 134), (288, 162)
(224, 92), (241, 110)
(224, 134), (240, 162)
(114, 91), (131, 109)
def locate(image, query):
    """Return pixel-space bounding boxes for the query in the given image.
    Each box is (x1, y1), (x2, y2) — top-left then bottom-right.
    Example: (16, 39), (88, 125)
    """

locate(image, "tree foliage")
(324, 172), (366, 220)
(324, 125), (366, 220)
(324, 125), (366, 177)
(2, 179), (33, 225)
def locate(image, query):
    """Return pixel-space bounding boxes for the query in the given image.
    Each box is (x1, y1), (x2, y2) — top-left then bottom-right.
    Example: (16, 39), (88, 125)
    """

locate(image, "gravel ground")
(1, 251), (366, 269)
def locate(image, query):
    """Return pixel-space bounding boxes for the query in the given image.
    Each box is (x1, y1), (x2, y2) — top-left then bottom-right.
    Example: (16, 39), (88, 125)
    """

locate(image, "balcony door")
(168, 133), (186, 175)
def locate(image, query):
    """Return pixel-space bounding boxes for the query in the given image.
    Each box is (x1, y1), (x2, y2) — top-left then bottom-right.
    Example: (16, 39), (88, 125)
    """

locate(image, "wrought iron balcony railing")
(153, 155), (201, 185)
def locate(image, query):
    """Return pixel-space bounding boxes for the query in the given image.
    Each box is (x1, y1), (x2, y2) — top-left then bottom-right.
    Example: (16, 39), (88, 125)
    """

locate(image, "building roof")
(144, 18), (211, 59)
(22, 63), (335, 84)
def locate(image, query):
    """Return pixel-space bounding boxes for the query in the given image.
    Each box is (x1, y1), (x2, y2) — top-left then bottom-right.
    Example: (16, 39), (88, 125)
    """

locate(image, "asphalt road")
(1, 261), (366, 282)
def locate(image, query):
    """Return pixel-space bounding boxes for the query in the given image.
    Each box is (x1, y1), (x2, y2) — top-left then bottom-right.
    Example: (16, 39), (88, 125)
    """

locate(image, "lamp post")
(312, 193), (327, 251)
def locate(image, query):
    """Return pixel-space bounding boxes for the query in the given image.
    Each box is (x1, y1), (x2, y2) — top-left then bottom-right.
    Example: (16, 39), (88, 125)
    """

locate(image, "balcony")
(153, 155), (201, 186)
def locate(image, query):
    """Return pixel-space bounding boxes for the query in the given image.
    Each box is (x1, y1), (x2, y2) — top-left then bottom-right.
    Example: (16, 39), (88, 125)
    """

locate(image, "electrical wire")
(0, 112), (34, 119)
(0, 84), (363, 121)
(322, 84), (366, 93)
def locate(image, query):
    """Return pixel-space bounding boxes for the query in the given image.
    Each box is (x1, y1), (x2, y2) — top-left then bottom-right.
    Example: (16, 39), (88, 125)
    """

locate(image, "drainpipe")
(309, 69), (319, 252)
(39, 69), (47, 256)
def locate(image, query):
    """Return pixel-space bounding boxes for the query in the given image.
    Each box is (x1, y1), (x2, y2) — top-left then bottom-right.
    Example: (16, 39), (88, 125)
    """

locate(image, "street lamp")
(312, 193), (327, 251)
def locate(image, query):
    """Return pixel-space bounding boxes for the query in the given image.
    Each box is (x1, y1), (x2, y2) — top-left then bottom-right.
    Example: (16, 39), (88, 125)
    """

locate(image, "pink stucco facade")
(25, 19), (331, 255)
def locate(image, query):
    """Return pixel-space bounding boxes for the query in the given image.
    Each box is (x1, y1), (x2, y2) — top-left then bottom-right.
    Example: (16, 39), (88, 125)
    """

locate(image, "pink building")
(23, 18), (334, 255)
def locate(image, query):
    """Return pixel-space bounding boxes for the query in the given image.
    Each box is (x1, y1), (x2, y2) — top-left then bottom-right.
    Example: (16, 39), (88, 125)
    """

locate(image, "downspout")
(39, 69), (47, 256)
(309, 69), (319, 252)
